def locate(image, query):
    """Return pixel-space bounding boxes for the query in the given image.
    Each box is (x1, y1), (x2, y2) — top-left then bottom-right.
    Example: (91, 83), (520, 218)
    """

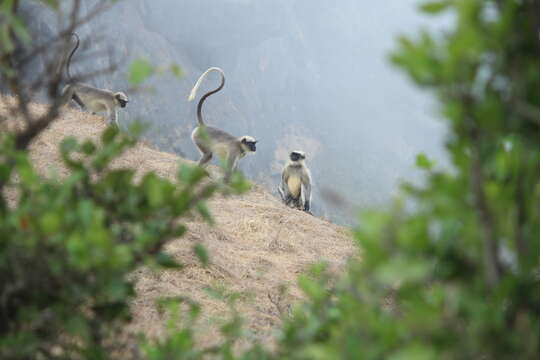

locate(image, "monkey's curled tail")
(187, 67), (225, 126)
(66, 33), (80, 81)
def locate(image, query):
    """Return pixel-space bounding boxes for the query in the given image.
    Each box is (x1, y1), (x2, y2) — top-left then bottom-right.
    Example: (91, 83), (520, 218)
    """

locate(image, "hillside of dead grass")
(1, 97), (356, 348)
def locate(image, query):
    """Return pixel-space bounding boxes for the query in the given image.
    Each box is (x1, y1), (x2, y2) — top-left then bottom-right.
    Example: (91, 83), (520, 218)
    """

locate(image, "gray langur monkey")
(188, 67), (257, 182)
(278, 150), (312, 213)
(60, 33), (129, 126)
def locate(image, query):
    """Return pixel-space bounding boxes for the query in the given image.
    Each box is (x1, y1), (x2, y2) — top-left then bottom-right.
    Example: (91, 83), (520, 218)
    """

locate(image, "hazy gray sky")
(120, 0), (450, 222)
(28, 0), (450, 223)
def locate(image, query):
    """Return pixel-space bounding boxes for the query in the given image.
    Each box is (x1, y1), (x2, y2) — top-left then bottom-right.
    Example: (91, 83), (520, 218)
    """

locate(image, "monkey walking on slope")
(187, 67), (257, 183)
(60, 33), (129, 126)
(278, 150), (312, 214)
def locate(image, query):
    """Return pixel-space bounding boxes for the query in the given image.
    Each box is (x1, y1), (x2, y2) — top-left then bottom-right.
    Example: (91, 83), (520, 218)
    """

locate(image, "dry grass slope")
(1, 98), (356, 347)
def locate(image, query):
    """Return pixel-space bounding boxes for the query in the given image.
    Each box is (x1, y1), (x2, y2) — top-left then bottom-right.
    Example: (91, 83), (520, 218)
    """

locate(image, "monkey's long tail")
(187, 67), (225, 126)
(66, 33), (80, 81)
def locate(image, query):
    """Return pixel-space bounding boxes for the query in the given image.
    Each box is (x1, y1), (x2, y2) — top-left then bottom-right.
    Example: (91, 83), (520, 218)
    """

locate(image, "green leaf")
(298, 275), (325, 300)
(419, 1), (451, 14)
(40, 212), (61, 234)
(81, 140), (96, 155)
(101, 126), (119, 145)
(142, 174), (166, 208)
(1, 25), (14, 52)
(178, 165), (193, 183)
(173, 225), (187, 237)
(128, 59), (154, 85)
(228, 172), (252, 193)
(0, 162), (13, 184)
(11, 16), (31, 44)
(43, 0), (60, 9)
(178, 165), (208, 185)
(126, 121), (146, 138)
(155, 253), (184, 269)
(15, 153), (38, 185)
(416, 153), (435, 170)
(375, 257), (431, 285)
(198, 184), (218, 199)
(193, 243), (209, 266)
(170, 64), (184, 78)
(389, 344), (437, 360)
(196, 202), (213, 224)
(60, 137), (78, 155)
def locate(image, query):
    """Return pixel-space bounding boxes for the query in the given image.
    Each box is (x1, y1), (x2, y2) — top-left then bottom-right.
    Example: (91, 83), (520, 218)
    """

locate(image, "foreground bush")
(0, 2), (250, 357)
(261, 1), (540, 359)
(0, 125), (250, 358)
(4, 0), (540, 359)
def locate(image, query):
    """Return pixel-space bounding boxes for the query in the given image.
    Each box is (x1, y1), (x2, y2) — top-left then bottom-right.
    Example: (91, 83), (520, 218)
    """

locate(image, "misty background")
(19, 0), (448, 224)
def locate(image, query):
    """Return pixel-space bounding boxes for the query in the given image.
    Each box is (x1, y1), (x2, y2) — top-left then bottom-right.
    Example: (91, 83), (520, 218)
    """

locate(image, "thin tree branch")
(462, 93), (503, 287)
(16, 1), (113, 67)
(470, 143), (502, 287)
(514, 164), (528, 267)
(2, 0), (121, 153)
(515, 101), (540, 126)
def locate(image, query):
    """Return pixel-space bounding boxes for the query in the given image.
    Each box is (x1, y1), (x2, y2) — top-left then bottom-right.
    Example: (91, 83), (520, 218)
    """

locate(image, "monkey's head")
(239, 136), (257, 153)
(290, 150), (306, 162)
(114, 92), (129, 108)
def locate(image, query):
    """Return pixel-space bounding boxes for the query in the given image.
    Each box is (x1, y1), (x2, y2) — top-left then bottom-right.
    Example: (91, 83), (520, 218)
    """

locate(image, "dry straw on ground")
(1, 97), (356, 348)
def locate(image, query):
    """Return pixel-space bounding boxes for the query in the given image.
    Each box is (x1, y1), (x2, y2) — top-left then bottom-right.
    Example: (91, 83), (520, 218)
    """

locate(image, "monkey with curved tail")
(188, 67), (257, 182)
(60, 33), (129, 126)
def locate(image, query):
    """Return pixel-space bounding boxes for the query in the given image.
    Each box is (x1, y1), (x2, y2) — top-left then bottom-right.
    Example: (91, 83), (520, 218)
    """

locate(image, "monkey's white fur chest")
(287, 176), (302, 198)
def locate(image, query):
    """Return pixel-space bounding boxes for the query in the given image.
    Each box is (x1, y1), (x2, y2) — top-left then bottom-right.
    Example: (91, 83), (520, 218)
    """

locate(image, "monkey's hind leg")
(291, 197), (303, 210)
(197, 152), (213, 167)
(72, 93), (86, 110)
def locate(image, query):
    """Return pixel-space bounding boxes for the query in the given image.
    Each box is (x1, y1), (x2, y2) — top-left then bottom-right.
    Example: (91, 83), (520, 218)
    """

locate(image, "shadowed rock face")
(16, 0), (447, 224)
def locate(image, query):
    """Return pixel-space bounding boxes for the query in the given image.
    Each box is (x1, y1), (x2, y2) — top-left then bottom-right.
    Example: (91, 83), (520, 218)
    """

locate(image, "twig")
(515, 101), (540, 126)
(17, 1), (113, 67)
(514, 157), (528, 266)
(463, 94), (503, 287)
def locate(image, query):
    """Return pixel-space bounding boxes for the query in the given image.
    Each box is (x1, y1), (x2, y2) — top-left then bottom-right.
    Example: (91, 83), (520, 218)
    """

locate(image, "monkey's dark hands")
(284, 194), (294, 205)
(303, 202), (311, 214)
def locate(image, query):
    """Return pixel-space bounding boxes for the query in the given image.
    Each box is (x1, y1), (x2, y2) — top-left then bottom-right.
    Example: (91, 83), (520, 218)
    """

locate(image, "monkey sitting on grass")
(278, 150), (312, 214)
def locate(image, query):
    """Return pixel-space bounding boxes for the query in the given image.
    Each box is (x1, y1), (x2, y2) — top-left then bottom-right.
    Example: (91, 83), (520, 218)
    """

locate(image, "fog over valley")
(19, 0), (448, 224)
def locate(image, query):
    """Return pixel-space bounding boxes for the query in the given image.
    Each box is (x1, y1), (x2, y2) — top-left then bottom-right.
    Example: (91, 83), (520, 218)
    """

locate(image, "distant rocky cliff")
(16, 0), (446, 224)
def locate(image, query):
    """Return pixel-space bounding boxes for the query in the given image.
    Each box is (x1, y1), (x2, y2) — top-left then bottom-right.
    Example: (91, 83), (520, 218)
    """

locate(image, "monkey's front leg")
(278, 182), (288, 202)
(107, 107), (119, 127)
(303, 200), (312, 215)
(223, 155), (238, 184)
(284, 194), (295, 206)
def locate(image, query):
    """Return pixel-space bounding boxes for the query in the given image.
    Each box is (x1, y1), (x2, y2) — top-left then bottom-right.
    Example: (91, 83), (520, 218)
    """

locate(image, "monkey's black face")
(290, 152), (305, 161)
(241, 137), (257, 152)
(247, 141), (257, 152)
(115, 93), (129, 108)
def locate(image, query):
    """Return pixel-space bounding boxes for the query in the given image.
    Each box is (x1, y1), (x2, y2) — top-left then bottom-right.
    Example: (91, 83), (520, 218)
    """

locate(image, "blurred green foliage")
(0, 123), (252, 358)
(253, 0), (540, 359)
(4, 0), (540, 359)
(128, 59), (155, 85)
(0, 2), (255, 358)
